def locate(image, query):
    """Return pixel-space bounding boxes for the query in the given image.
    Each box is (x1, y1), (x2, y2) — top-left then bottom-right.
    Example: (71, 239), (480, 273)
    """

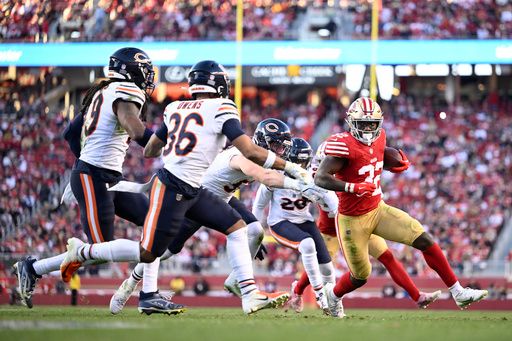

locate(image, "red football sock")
(294, 271), (309, 295)
(378, 249), (420, 301)
(333, 272), (360, 298)
(422, 243), (458, 287)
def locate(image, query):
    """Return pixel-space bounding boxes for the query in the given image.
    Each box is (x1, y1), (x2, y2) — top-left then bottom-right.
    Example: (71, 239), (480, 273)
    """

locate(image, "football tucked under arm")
(384, 147), (410, 173)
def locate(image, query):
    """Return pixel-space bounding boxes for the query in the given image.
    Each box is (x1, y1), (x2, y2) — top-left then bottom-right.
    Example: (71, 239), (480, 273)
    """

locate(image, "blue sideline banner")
(0, 40), (511, 66)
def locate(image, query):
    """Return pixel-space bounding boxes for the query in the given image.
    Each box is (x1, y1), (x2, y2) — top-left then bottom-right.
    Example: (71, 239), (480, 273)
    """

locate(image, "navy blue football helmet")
(188, 60), (230, 98)
(253, 118), (292, 158)
(288, 137), (313, 168)
(108, 47), (155, 95)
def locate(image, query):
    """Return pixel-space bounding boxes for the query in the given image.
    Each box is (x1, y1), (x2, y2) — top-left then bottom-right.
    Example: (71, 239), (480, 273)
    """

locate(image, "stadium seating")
(1, 0), (511, 42)
(1, 70), (510, 280)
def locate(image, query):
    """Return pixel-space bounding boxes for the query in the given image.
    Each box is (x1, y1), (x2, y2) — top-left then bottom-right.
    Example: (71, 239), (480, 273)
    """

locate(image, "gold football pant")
(322, 230), (393, 266)
(336, 201), (424, 280)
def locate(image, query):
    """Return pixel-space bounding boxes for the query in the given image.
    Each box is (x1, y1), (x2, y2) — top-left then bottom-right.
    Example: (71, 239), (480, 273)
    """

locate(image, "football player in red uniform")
(315, 97), (488, 317)
(289, 142), (441, 312)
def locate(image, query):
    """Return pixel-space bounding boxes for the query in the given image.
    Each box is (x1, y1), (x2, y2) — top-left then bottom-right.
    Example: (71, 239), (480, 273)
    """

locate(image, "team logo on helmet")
(134, 52), (151, 64)
(265, 123), (279, 132)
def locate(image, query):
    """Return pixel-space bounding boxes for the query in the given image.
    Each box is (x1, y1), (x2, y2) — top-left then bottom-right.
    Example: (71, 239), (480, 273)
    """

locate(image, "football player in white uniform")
(60, 60), (311, 315)
(109, 118), (323, 314)
(252, 138), (338, 315)
(13, 47), (161, 309)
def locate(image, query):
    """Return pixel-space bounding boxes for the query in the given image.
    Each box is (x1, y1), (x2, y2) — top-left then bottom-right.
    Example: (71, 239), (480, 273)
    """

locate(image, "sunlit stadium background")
(0, 0), (511, 310)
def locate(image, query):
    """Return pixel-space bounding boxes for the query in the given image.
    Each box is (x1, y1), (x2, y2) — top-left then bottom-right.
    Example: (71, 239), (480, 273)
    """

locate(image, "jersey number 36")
(163, 113), (204, 157)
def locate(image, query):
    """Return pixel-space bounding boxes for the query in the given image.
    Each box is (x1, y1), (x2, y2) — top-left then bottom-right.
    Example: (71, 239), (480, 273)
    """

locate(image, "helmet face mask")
(188, 60), (230, 98)
(253, 118), (292, 158)
(345, 97), (383, 145)
(108, 47), (155, 95)
(288, 138), (313, 169)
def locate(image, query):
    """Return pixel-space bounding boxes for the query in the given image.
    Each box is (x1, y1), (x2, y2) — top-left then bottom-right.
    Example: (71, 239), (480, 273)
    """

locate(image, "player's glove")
(254, 244), (268, 261)
(299, 184), (327, 203)
(284, 161), (313, 185)
(344, 182), (376, 197)
(389, 149), (410, 173)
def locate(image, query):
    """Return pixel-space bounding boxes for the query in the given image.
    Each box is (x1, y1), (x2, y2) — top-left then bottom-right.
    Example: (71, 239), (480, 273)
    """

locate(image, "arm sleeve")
(221, 118), (245, 142)
(113, 82), (146, 108)
(214, 99), (240, 133)
(155, 122), (168, 143)
(252, 184), (272, 224)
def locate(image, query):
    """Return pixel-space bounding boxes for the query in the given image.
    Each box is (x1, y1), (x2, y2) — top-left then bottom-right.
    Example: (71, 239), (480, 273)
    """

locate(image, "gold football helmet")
(345, 97), (383, 145)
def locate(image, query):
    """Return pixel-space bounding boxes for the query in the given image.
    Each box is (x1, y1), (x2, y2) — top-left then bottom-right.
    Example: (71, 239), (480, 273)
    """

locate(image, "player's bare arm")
(231, 154), (286, 188)
(115, 100), (146, 140)
(231, 134), (310, 183)
(315, 156), (376, 196)
(143, 134), (166, 158)
(231, 134), (286, 169)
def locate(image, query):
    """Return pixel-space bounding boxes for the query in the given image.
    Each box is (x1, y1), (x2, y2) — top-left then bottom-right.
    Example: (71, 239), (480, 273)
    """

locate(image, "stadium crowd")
(1, 0), (511, 42)
(1, 70), (511, 279)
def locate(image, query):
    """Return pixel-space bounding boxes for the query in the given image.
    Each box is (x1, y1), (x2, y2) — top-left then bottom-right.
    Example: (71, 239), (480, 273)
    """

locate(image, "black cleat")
(138, 291), (186, 315)
(13, 256), (40, 309)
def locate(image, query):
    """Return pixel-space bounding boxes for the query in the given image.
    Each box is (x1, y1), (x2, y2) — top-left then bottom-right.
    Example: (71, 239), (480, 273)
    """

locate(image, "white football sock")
(449, 281), (464, 296)
(128, 250), (174, 288)
(298, 238), (323, 290)
(227, 227), (257, 296)
(33, 253), (66, 276)
(80, 239), (140, 262)
(246, 221), (264, 258)
(142, 257), (160, 293)
(128, 263), (144, 287)
(319, 262), (336, 285)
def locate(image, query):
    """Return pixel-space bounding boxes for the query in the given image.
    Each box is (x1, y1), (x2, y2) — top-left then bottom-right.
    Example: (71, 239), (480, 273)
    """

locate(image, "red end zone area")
(1, 275), (510, 311)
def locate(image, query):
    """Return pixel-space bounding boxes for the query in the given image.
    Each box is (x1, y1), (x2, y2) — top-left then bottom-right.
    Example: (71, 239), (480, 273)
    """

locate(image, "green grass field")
(0, 306), (511, 341)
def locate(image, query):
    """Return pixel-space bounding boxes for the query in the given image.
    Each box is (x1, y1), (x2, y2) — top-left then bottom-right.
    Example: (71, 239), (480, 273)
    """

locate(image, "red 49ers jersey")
(323, 129), (387, 216)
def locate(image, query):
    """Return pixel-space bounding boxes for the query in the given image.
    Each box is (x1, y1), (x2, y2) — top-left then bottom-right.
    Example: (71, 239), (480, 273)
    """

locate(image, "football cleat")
(223, 272), (242, 298)
(110, 279), (139, 315)
(60, 237), (85, 283)
(324, 282), (345, 318)
(314, 287), (330, 315)
(453, 287), (488, 309)
(242, 290), (290, 315)
(138, 291), (185, 315)
(417, 290), (442, 309)
(286, 280), (303, 313)
(13, 256), (40, 309)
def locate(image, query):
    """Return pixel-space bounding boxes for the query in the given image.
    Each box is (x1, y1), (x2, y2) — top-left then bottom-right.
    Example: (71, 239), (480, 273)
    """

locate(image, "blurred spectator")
(192, 276), (210, 296)
(382, 283), (397, 298)
(170, 276), (186, 295)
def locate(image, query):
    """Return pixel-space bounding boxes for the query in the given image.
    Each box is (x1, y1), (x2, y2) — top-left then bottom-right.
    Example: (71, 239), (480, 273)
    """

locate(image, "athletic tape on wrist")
(263, 150), (276, 169)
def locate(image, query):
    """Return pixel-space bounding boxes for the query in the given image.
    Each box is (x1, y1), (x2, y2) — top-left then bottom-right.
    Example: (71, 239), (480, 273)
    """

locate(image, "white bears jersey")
(308, 141), (338, 216)
(202, 147), (252, 202)
(161, 98), (240, 188)
(253, 184), (314, 226)
(79, 81), (146, 173)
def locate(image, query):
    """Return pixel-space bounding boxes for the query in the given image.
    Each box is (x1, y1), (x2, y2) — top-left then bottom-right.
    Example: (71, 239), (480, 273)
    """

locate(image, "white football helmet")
(345, 97), (383, 145)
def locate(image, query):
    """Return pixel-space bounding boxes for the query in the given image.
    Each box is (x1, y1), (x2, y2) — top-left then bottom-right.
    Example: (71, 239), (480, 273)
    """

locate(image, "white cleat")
(224, 272), (242, 298)
(324, 282), (345, 318)
(60, 237), (85, 283)
(417, 290), (442, 309)
(242, 290), (290, 315)
(287, 280), (303, 313)
(110, 279), (139, 315)
(453, 288), (488, 310)
(314, 287), (330, 316)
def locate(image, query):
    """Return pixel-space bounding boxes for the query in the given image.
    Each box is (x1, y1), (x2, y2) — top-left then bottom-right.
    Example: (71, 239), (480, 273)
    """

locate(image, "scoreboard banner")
(0, 40), (511, 66)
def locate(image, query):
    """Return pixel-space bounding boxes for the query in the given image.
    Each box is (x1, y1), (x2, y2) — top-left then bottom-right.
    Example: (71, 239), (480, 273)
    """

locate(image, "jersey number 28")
(163, 113), (204, 156)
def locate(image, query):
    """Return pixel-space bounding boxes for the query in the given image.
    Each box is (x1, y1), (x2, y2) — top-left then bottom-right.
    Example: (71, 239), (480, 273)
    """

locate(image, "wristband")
(263, 150), (276, 169)
(344, 182), (355, 193)
(135, 127), (154, 147)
